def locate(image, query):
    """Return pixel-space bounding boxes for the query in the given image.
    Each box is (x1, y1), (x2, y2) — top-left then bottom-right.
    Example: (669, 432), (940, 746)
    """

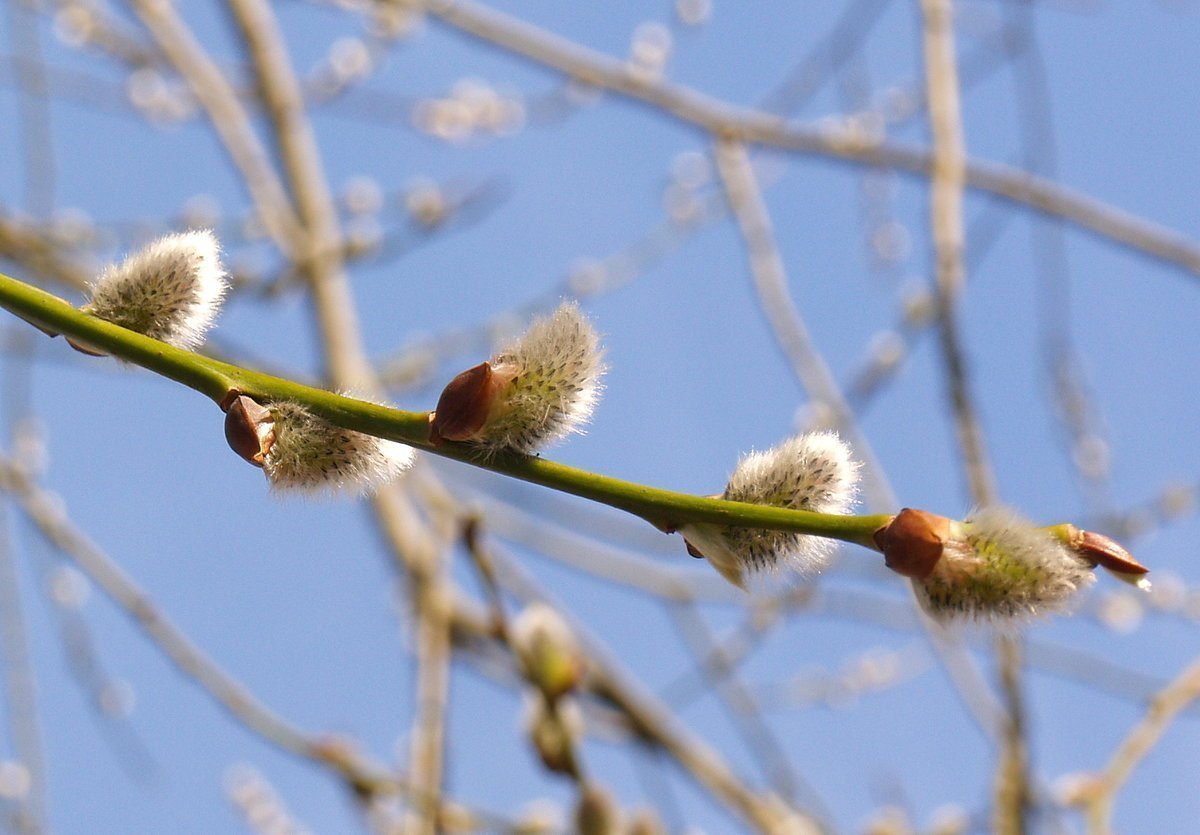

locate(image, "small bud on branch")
(511, 603), (583, 700)
(223, 394), (275, 466)
(523, 695), (583, 779)
(428, 361), (512, 445)
(575, 784), (620, 835)
(873, 508), (949, 580)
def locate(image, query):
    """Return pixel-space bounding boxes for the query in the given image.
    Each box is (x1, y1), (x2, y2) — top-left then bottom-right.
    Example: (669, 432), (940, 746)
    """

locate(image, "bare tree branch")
(410, 0), (1200, 278)
(1085, 657), (1200, 833)
(128, 0), (304, 253)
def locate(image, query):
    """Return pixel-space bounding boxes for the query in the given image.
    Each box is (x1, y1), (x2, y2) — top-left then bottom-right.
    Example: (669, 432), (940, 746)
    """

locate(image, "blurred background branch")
(0, 1), (1196, 833)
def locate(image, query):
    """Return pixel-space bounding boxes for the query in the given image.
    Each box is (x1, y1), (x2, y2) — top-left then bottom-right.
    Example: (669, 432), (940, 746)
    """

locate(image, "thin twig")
(0, 455), (397, 796)
(1024, 640), (1200, 716)
(7, 1), (56, 216)
(473, 494), (736, 602)
(994, 634), (1031, 835)
(402, 572), (453, 835)
(666, 603), (818, 816)
(713, 136), (1009, 750)
(920, 0), (996, 507)
(397, 480), (457, 835)
(662, 593), (825, 714)
(46, 0), (164, 70)
(0, 509), (46, 834)
(759, 0), (894, 117)
(753, 641), (934, 711)
(1084, 657), (1200, 833)
(922, 0), (966, 301)
(471, 545), (815, 834)
(224, 0), (372, 389)
(223, 3), (456, 826)
(0, 214), (91, 292)
(460, 515), (509, 632)
(127, 0), (304, 254)
(1003, 3), (1113, 516)
(0, 331), (47, 834)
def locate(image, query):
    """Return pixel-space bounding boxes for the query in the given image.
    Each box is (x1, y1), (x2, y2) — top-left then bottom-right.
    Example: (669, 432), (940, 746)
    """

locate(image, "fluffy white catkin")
(914, 506), (1096, 623)
(683, 431), (861, 588)
(260, 401), (412, 495)
(84, 230), (227, 349)
(477, 301), (605, 454)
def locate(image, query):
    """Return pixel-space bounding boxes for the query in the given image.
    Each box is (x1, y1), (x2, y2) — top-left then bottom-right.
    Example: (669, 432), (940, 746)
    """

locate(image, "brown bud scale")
(874, 508), (950, 580)
(64, 336), (108, 357)
(1068, 526), (1149, 576)
(429, 362), (499, 445)
(223, 394), (275, 467)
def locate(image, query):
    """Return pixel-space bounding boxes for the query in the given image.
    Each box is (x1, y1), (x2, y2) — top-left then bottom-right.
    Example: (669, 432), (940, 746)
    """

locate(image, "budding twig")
(414, 0), (1200, 280)
(0, 271), (1149, 611)
(0, 271), (893, 550)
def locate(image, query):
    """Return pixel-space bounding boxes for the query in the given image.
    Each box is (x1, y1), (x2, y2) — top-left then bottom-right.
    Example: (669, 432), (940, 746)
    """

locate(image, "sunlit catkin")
(429, 301), (605, 454)
(82, 230), (227, 350)
(223, 395), (412, 495)
(681, 431), (860, 588)
(913, 506), (1096, 623)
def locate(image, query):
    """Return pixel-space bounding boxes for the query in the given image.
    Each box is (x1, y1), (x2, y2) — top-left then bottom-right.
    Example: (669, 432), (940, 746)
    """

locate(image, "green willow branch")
(0, 270), (891, 549)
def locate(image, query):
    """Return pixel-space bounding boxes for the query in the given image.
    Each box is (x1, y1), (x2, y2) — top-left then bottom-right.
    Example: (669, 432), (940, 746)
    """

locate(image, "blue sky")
(0, 1), (1199, 832)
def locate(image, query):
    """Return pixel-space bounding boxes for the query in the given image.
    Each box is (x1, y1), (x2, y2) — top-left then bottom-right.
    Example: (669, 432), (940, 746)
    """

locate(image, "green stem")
(0, 271), (892, 549)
